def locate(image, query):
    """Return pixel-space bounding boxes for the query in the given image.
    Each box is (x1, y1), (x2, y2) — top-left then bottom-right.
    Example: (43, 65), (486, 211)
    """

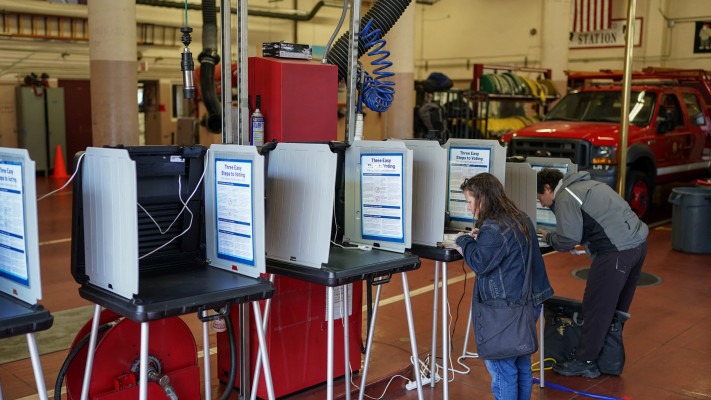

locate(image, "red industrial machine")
(248, 56), (338, 143)
(64, 310), (200, 400)
(217, 278), (363, 398)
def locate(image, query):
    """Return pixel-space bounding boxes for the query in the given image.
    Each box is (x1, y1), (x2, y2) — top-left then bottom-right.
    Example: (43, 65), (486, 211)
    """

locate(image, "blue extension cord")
(533, 378), (631, 400)
(357, 19), (395, 113)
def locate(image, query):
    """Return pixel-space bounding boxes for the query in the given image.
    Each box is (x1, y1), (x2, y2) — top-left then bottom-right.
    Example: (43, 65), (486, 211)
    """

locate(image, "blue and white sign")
(360, 153), (405, 243)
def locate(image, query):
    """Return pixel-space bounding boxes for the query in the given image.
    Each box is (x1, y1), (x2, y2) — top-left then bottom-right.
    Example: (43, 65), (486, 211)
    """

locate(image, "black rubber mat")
(572, 268), (663, 287)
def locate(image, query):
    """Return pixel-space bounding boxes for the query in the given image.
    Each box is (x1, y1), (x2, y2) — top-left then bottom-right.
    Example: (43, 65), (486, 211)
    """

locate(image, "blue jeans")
(482, 305), (541, 400)
(485, 356), (533, 400)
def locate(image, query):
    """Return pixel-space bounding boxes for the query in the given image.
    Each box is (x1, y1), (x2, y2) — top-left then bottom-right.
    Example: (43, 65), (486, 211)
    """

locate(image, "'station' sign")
(570, 18), (642, 49)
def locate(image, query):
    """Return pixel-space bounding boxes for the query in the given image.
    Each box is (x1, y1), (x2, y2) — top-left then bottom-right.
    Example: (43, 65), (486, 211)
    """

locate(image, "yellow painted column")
(382, 3), (415, 140)
(541, 0), (572, 92)
(88, 0), (139, 146)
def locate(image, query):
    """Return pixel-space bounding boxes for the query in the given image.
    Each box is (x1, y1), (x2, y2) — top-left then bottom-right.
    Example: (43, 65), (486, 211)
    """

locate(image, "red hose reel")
(64, 310), (200, 400)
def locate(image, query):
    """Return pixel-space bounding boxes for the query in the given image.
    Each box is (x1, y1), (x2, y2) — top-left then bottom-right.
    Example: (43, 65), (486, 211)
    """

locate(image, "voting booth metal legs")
(359, 272), (424, 400)
(430, 261), (457, 398)
(79, 304), (275, 400)
(0, 333), (50, 400)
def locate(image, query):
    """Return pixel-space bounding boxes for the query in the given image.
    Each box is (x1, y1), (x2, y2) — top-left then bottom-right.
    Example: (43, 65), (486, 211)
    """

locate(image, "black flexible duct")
(220, 312), (237, 400)
(325, 0), (412, 82)
(54, 324), (113, 400)
(199, 0), (222, 133)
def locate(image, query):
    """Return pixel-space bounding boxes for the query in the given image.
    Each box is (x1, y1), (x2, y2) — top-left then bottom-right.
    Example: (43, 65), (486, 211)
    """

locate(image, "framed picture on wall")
(694, 21), (711, 53)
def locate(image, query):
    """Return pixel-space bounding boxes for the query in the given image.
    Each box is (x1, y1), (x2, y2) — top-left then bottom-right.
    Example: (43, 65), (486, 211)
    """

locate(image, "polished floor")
(1, 177), (710, 400)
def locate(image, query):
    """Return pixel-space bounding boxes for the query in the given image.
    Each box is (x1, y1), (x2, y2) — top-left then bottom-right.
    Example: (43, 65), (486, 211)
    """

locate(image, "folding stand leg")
(342, 285), (351, 400)
(139, 322), (149, 400)
(539, 303), (545, 388)
(251, 274), (275, 400)
(401, 272), (424, 400)
(430, 261), (440, 388)
(202, 310), (212, 400)
(357, 284), (381, 400)
(26, 332), (48, 400)
(441, 262), (449, 399)
(327, 286), (335, 400)
(80, 304), (102, 400)
(252, 302), (275, 400)
(460, 302), (478, 360)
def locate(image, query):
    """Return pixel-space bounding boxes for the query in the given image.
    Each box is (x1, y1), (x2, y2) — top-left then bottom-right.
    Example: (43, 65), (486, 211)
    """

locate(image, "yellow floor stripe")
(39, 237), (71, 246)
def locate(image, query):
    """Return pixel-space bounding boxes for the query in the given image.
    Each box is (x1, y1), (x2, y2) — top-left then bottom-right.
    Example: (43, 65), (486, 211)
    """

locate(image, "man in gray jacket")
(537, 168), (648, 378)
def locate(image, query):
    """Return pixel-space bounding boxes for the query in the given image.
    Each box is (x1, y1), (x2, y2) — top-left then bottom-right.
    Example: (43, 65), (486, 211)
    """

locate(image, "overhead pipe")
(136, 0), (342, 22)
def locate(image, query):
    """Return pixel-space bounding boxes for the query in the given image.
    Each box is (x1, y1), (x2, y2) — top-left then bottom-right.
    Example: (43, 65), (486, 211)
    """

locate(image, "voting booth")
(344, 140), (414, 252)
(219, 140), (424, 400)
(217, 142), (366, 399)
(402, 138), (507, 397)
(401, 138), (507, 247)
(0, 148), (53, 400)
(70, 145), (275, 400)
(525, 157), (578, 230)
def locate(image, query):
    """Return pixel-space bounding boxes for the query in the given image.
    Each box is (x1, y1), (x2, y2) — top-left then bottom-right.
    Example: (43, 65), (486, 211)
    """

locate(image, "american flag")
(572, 0), (611, 32)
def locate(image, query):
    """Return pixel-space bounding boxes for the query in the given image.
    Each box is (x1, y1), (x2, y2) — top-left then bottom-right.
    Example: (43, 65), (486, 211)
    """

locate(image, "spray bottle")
(251, 95), (264, 146)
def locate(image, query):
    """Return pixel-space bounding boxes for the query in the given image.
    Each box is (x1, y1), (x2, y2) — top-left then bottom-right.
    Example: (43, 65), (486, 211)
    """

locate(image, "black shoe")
(552, 359), (601, 378)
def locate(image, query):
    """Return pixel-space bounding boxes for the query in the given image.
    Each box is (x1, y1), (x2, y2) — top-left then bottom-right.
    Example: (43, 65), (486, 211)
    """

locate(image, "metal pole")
(221, 0), (233, 143)
(202, 311), (212, 400)
(616, 0), (637, 195)
(80, 305), (102, 400)
(358, 284), (382, 400)
(237, 0), (249, 145)
(327, 286), (335, 400)
(139, 322), (149, 400)
(26, 333), (48, 400)
(441, 263), (449, 398)
(430, 261), (440, 388)
(240, 303), (251, 400)
(343, 285), (352, 400)
(344, 0), (362, 144)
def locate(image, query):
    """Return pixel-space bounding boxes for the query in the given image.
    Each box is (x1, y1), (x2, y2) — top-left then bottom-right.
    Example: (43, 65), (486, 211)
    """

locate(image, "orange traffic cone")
(51, 144), (70, 179)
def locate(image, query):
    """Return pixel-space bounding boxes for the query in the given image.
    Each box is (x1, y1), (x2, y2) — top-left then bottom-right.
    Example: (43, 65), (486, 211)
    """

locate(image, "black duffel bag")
(543, 296), (630, 375)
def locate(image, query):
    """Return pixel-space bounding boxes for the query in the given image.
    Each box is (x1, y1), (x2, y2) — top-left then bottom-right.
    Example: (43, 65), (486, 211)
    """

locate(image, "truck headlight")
(591, 145), (616, 164)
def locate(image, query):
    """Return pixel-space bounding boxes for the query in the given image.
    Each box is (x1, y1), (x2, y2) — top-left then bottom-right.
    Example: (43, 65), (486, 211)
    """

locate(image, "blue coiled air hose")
(357, 19), (395, 113)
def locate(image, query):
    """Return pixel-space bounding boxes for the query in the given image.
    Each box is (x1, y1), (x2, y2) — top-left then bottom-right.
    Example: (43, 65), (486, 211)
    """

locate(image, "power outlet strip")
(405, 373), (441, 390)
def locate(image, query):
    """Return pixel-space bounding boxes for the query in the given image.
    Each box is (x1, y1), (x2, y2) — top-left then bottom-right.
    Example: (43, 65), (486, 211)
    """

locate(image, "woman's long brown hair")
(460, 173), (531, 242)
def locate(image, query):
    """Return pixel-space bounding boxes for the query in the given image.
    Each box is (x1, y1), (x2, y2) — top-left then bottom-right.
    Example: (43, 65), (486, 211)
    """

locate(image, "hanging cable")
(37, 153), (85, 201)
(321, 0), (348, 64)
(357, 19), (395, 113)
(180, 0), (195, 98)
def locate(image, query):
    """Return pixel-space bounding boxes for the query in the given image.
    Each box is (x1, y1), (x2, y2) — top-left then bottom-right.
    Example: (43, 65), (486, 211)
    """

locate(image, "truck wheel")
(626, 170), (651, 219)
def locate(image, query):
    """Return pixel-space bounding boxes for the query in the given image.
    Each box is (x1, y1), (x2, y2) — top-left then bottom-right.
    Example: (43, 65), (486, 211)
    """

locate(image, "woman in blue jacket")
(455, 173), (553, 400)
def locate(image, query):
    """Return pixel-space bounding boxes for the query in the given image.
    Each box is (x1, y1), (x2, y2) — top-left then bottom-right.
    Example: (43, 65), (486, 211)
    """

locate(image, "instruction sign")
(0, 160), (29, 285)
(360, 153), (405, 243)
(448, 147), (491, 222)
(215, 159), (255, 265)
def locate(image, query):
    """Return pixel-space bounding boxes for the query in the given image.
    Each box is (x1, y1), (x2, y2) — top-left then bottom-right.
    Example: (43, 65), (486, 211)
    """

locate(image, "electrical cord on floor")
(347, 357), (422, 399)
(531, 358), (555, 372)
(449, 260), (468, 351)
(54, 321), (115, 400)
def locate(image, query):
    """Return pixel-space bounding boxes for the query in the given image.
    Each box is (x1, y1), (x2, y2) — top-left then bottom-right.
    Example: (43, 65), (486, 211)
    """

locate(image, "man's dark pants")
(576, 241), (648, 362)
